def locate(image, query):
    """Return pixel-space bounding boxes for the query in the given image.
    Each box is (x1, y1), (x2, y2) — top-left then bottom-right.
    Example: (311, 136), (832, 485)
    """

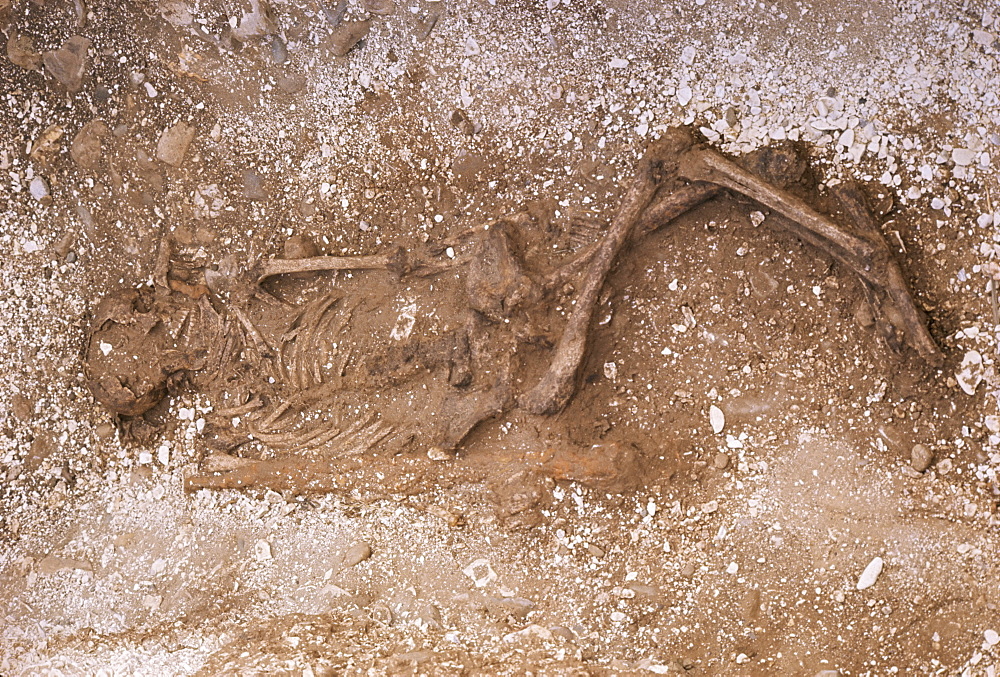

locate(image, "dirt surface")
(2, 0), (1000, 675)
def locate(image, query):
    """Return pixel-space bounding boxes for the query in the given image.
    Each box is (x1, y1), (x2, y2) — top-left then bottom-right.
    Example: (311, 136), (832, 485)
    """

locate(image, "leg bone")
(679, 146), (940, 364)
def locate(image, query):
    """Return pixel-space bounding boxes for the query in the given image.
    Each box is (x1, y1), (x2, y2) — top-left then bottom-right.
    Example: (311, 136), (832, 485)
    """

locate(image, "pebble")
(680, 561), (696, 578)
(853, 302), (876, 328)
(362, 0), (395, 15)
(254, 539), (273, 562)
(709, 405), (725, 433)
(70, 119), (108, 169)
(856, 556), (883, 590)
(7, 31), (42, 71)
(341, 541), (372, 568)
(463, 558), (497, 587)
(29, 177), (50, 204)
(952, 148), (977, 166)
(328, 20), (371, 57)
(156, 122), (196, 167)
(242, 170), (268, 200)
(270, 35), (288, 65)
(985, 629), (999, 646)
(910, 444), (934, 472)
(42, 36), (91, 92)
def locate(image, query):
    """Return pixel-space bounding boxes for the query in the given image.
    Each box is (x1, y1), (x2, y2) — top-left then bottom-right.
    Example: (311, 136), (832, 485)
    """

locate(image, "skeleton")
(84, 126), (940, 495)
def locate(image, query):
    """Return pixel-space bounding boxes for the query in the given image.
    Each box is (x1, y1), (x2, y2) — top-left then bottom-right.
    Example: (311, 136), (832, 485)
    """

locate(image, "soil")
(2, 0), (1000, 675)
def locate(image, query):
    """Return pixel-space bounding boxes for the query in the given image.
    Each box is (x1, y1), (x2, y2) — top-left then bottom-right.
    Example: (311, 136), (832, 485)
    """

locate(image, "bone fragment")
(520, 130), (694, 415)
(679, 146), (940, 363)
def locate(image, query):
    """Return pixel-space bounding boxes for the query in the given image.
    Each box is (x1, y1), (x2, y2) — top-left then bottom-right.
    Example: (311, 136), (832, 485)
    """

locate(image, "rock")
(42, 36), (91, 92)
(549, 625), (575, 641)
(160, 0), (194, 26)
(740, 587), (761, 620)
(276, 73), (307, 93)
(70, 119), (108, 169)
(156, 122), (196, 167)
(327, 20), (371, 57)
(450, 108), (477, 136)
(232, 0), (277, 41)
(814, 671), (841, 677)
(462, 558), (497, 587)
(242, 169), (268, 200)
(956, 350), (984, 395)
(11, 393), (33, 421)
(951, 148), (977, 166)
(254, 539), (272, 561)
(53, 230), (76, 258)
(281, 233), (319, 278)
(269, 35), (287, 65)
(95, 421), (116, 439)
(503, 624), (552, 643)
(542, 442), (644, 494)
(485, 596), (534, 621)
(362, 0), (394, 15)
(856, 556), (883, 590)
(492, 469), (544, 528)
(853, 302), (875, 328)
(680, 561), (696, 578)
(709, 405), (725, 433)
(713, 452), (730, 469)
(910, 443), (933, 472)
(37, 555), (92, 574)
(341, 541), (372, 568)
(7, 31), (42, 71)
(29, 176), (50, 204)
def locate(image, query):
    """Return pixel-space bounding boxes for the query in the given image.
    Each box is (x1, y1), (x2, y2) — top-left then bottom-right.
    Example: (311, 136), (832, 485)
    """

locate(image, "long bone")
(678, 146), (941, 363)
(520, 128), (704, 415)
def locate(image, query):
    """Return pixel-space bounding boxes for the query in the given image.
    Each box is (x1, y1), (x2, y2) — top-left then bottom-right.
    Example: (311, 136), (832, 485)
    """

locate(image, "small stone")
(586, 543), (606, 558)
(42, 36), (91, 92)
(156, 122), (196, 167)
(676, 86), (693, 106)
(709, 405), (725, 433)
(701, 500), (719, 514)
(853, 302), (875, 328)
(814, 671), (841, 677)
(984, 629), (999, 646)
(70, 119), (108, 169)
(910, 444), (933, 472)
(680, 561), (696, 578)
(242, 170), (268, 200)
(276, 73), (307, 93)
(609, 57), (629, 69)
(37, 555), (92, 574)
(463, 558), (497, 587)
(254, 539), (273, 561)
(7, 31), (42, 71)
(328, 20), (371, 57)
(549, 625), (575, 641)
(269, 35), (288, 65)
(232, 0), (277, 41)
(362, 0), (395, 15)
(29, 176), (50, 204)
(856, 556), (884, 590)
(95, 422), (115, 439)
(952, 148), (977, 166)
(341, 541), (372, 568)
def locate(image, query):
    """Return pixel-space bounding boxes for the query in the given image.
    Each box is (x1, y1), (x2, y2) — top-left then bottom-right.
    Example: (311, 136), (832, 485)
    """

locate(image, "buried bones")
(84, 126), (940, 501)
